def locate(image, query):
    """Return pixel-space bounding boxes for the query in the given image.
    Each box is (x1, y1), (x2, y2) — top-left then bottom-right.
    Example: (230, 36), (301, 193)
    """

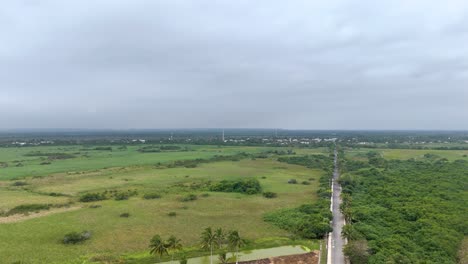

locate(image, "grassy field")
(345, 147), (468, 161)
(0, 145), (328, 263)
(0, 145), (326, 180)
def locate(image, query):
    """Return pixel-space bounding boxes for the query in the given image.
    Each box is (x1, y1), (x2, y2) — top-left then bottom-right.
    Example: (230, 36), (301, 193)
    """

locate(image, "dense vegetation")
(209, 179), (262, 194)
(340, 156), (468, 263)
(278, 154), (333, 169)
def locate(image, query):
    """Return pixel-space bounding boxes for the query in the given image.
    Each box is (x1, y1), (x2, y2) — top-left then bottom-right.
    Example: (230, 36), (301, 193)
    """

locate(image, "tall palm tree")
(149, 235), (169, 262)
(200, 227), (216, 264)
(167, 235), (183, 263)
(228, 230), (246, 264)
(214, 228), (226, 249)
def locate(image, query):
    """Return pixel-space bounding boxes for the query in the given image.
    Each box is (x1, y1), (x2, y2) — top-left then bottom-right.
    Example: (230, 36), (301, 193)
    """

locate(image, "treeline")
(138, 145), (187, 153)
(339, 157), (468, 263)
(166, 153), (250, 168)
(277, 154), (333, 169)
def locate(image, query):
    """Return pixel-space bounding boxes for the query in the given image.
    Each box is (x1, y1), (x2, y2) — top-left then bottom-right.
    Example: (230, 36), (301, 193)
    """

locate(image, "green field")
(0, 145), (327, 263)
(345, 147), (468, 161)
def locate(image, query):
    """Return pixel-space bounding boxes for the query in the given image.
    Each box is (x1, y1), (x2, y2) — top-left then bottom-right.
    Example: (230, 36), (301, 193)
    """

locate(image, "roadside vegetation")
(340, 149), (468, 264)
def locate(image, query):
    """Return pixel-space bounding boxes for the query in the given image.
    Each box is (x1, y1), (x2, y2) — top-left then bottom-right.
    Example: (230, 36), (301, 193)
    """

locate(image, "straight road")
(327, 147), (346, 264)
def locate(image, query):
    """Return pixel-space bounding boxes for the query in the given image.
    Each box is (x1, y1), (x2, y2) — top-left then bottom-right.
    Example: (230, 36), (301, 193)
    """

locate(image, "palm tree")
(149, 235), (169, 262)
(228, 230), (246, 264)
(214, 228), (226, 249)
(200, 227), (216, 264)
(167, 235), (183, 263)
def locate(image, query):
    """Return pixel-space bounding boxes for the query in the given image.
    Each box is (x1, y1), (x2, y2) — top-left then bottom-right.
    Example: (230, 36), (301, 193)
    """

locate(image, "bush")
(79, 193), (106, 202)
(143, 193), (162, 199)
(89, 205), (102, 209)
(119, 213), (130, 218)
(302, 181), (311, 185)
(62, 231), (91, 244)
(6, 204), (50, 216)
(200, 193), (210, 197)
(209, 179), (262, 194)
(181, 194), (197, 202)
(288, 179), (297, 184)
(168, 212), (177, 217)
(94, 147), (112, 151)
(11, 181), (27, 186)
(114, 192), (130, 201)
(263, 192), (278, 198)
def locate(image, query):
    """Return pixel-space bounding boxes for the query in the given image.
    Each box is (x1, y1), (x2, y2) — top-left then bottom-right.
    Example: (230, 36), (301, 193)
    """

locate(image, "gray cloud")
(1, 0), (468, 130)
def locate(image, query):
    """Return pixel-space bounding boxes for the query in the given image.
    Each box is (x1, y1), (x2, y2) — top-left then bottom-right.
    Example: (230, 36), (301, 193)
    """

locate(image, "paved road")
(327, 148), (346, 264)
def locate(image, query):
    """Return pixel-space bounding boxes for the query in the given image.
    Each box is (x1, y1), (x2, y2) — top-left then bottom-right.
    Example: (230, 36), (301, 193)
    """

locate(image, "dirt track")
(233, 251), (319, 264)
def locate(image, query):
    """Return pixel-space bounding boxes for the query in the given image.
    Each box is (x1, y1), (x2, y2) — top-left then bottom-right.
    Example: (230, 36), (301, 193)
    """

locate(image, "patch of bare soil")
(0, 206), (81, 224)
(233, 251), (319, 264)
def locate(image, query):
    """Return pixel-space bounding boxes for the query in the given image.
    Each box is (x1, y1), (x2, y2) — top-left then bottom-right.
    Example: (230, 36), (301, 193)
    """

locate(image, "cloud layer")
(1, 0), (467, 129)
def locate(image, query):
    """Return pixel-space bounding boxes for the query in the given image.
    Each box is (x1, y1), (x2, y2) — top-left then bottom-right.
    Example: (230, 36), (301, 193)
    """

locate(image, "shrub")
(200, 193), (210, 197)
(263, 192), (278, 198)
(89, 204), (102, 209)
(114, 192), (130, 201)
(288, 179), (297, 184)
(261, 176), (267, 179)
(94, 147), (112, 151)
(119, 213), (130, 218)
(6, 204), (50, 215)
(181, 194), (197, 202)
(143, 193), (162, 199)
(302, 181), (311, 185)
(209, 179), (262, 194)
(79, 193), (106, 202)
(168, 212), (177, 217)
(11, 181), (27, 186)
(62, 231), (91, 244)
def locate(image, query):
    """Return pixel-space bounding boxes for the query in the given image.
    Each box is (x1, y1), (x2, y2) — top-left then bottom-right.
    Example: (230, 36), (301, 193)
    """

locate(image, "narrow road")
(327, 147), (346, 264)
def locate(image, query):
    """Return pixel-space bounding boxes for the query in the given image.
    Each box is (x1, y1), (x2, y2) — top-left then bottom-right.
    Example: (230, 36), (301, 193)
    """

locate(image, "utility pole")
(222, 129), (225, 142)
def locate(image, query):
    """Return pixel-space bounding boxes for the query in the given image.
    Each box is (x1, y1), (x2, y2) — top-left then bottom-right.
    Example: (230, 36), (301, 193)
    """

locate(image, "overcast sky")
(1, 0), (468, 130)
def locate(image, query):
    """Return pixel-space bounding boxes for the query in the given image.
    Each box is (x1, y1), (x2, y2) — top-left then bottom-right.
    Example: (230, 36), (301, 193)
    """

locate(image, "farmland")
(0, 144), (328, 263)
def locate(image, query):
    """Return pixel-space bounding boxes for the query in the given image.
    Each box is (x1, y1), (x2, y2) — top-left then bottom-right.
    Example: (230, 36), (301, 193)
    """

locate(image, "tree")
(214, 228), (226, 249)
(228, 230), (246, 264)
(201, 227), (216, 264)
(167, 235), (183, 263)
(149, 235), (169, 262)
(343, 240), (370, 264)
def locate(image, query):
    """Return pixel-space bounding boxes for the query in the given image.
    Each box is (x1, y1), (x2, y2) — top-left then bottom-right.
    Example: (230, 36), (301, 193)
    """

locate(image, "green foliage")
(11, 181), (28, 186)
(79, 192), (107, 202)
(143, 192), (162, 199)
(23, 151), (76, 160)
(264, 202), (332, 239)
(180, 194), (198, 202)
(265, 156), (333, 239)
(278, 154), (333, 169)
(4, 204), (50, 216)
(209, 179), (262, 194)
(342, 159), (468, 263)
(287, 179), (297, 184)
(94, 147), (112, 151)
(62, 231), (91, 244)
(168, 212), (177, 217)
(262, 192), (277, 198)
(119, 212), (130, 218)
(343, 240), (370, 264)
(168, 153), (250, 168)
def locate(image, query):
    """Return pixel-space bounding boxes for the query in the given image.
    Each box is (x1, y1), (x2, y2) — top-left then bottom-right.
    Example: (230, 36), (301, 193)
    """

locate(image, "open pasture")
(0, 145), (327, 263)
